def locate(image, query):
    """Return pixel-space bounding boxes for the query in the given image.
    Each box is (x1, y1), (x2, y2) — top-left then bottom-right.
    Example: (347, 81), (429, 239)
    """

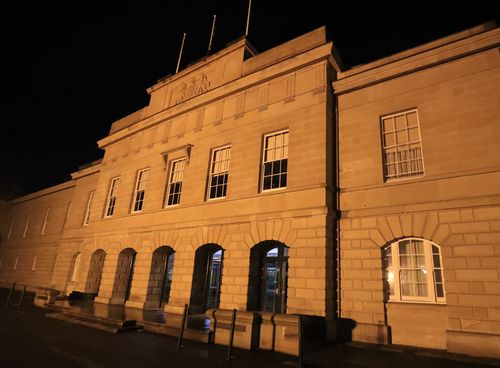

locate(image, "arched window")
(384, 238), (445, 303)
(247, 241), (289, 313)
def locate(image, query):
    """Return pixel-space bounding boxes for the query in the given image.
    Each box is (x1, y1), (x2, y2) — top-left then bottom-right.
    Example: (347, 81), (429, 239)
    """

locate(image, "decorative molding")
(175, 73), (211, 104)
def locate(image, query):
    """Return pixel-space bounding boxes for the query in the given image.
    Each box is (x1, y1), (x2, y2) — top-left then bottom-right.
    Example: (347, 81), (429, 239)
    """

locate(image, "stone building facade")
(334, 24), (500, 358)
(1, 24), (499, 359)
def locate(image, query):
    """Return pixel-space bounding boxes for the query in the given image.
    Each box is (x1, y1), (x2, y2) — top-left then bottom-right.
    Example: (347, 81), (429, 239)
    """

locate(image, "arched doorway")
(247, 241), (289, 313)
(189, 244), (224, 313)
(111, 248), (137, 304)
(85, 249), (106, 297)
(146, 246), (175, 308)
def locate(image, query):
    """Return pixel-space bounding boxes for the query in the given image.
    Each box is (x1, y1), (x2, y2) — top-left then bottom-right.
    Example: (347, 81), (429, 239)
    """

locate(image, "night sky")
(4, 1), (498, 198)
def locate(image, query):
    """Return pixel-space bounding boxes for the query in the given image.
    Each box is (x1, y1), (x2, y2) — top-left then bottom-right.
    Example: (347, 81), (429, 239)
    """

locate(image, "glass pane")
(408, 127), (420, 142)
(396, 130), (408, 144)
(382, 117), (394, 133)
(436, 283), (444, 298)
(264, 162), (272, 176)
(280, 173), (287, 187)
(384, 133), (395, 147)
(407, 111), (418, 127)
(263, 176), (271, 190)
(281, 159), (288, 173)
(262, 260), (277, 312)
(266, 247), (278, 257)
(395, 114), (407, 130)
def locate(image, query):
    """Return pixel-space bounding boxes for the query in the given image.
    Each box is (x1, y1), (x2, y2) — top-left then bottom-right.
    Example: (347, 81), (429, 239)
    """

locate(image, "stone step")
(141, 320), (211, 343)
(46, 312), (142, 334)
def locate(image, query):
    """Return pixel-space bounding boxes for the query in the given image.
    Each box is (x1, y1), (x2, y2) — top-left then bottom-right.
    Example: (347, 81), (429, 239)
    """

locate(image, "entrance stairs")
(46, 309), (142, 334)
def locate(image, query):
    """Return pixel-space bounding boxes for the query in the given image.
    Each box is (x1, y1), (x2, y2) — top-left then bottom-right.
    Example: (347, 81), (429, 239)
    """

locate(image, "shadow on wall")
(337, 318), (357, 343)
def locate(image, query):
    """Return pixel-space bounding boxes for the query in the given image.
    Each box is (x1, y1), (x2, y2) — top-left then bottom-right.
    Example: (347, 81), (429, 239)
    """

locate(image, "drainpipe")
(335, 100), (341, 322)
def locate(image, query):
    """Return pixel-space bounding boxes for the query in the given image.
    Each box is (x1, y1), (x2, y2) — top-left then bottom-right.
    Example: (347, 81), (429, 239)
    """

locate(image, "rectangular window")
(166, 159), (186, 206)
(23, 213), (32, 238)
(105, 177), (120, 217)
(132, 169), (149, 213)
(208, 146), (231, 199)
(7, 216), (15, 239)
(83, 191), (95, 226)
(262, 130), (289, 191)
(32, 256), (38, 271)
(41, 207), (51, 235)
(13, 256), (19, 270)
(381, 109), (424, 180)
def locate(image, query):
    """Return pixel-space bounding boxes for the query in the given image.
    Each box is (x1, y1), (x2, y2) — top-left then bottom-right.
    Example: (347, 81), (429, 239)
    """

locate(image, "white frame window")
(41, 207), (51, 235)
(71, 253), (82, 282)
(384, 238), (445, 303)
(381, 109), (424, 180)
(32, 255), (38, 271)
(132, 169), (149, 213)
(208, 146), (231, 200)
(83, 191), (95, 226)
(13, 256), (19, 270)
(23, 213), (32, 238)
(105, 177), (120, 217)
(166, 159), (186, 206)
(261, 130), (289, 191)
(7, 216), (15, 239)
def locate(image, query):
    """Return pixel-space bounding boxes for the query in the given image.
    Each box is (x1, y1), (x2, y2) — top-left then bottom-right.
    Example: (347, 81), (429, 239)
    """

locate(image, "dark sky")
(3, 1), (498, 198)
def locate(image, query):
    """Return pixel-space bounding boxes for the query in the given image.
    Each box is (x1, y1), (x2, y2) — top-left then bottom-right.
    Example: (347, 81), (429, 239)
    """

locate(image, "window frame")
(165, 158), (186, 207)
(7, 216), (15, 239)
(41, 207), (51, 235)
(131, 168), (149, 213)
(83, 191), (95, 226)
(23, 213), (32, 238)
(104, 177), (120, 218)
(380, 109), (425, 181)
(13, 256), (19, 270)
(71, 253), (82, 282)
(207, 145), (231, 201)
(261, 130), (289, 192)
(384, 238), (446, 304)
(32, 255), (38, 271)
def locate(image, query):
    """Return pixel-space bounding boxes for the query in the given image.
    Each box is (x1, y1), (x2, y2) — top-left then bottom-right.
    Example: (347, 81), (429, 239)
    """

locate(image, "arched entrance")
(85, 249), (106, 297)
(247, 241), (289, 313)
(189, 244), (224, 313)
(146, 246), (175, 308)
(111, 248), (137, 304)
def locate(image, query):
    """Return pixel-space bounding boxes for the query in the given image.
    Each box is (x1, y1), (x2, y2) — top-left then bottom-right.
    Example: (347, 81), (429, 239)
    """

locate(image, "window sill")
(387, 299), (446, 306)
(260, 186), (287, 194)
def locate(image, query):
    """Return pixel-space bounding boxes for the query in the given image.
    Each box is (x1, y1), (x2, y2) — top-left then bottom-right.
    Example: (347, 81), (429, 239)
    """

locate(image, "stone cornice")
(97, 42), (333, 149)
(333, 24), (499, 95)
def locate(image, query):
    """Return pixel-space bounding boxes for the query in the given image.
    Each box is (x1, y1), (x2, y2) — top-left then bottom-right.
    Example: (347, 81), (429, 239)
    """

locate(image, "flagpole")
(176, 32), (187, 74)
(245, 0), (252, 36)
(207, 15), (216, 56)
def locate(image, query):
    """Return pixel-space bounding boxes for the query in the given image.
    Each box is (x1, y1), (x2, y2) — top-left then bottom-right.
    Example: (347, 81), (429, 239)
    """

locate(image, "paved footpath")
(1, 298), (499, 368)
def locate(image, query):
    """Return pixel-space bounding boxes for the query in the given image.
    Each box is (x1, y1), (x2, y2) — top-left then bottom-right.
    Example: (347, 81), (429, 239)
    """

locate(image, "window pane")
(382, 117), (394, 133)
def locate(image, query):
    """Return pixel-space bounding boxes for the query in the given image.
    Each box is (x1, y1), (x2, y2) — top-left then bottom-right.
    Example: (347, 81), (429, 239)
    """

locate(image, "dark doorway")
(146, 246), (175, 308)
(189, 244), (224, 313)
(111, 248), (137, 304)
(247, 241), (289, 313)
(85, 249), (106, 297)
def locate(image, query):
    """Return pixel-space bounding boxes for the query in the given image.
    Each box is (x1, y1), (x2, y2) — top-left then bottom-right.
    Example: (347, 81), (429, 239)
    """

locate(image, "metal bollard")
(226, 308), (237, 361)
(177, 304), (189, 350)
(210, 309), (217, 344)
(298, 315), (303, 368)
(4, 283), (15, 308)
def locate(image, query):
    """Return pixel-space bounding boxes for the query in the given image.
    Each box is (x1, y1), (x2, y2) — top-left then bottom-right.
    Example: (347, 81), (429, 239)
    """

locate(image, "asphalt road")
(1, 292), (499, 368)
